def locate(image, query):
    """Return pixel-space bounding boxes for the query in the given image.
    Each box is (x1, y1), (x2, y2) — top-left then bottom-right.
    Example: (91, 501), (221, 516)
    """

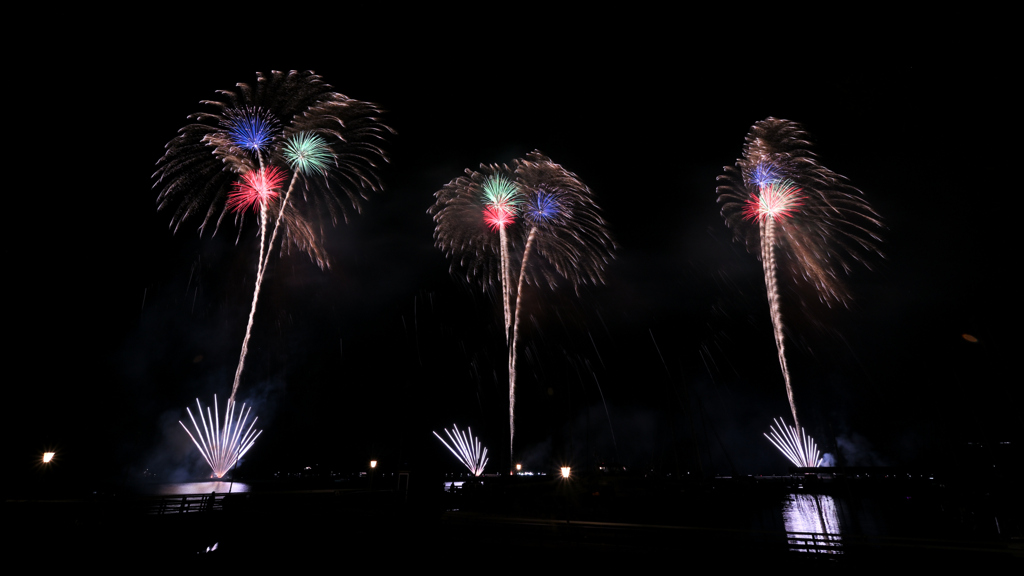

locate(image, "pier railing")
(147, 492), (224, 515)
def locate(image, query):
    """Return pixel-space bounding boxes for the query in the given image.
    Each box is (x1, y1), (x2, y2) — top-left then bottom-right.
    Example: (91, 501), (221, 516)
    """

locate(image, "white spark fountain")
(180, 395), (262, 478)
(765, 417), (822, 469)
(433, 424), (489, 476)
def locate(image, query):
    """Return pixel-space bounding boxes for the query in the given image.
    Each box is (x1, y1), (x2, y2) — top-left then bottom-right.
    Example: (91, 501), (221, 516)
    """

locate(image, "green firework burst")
(283, 132), (334, 176)
(481, 173), (522, 213)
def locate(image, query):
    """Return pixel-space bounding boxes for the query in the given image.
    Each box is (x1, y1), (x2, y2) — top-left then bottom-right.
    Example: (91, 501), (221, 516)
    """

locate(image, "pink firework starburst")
(483, 205), (515, 231)
(227, 167), (287, 213)
(743, 180), (804, 224)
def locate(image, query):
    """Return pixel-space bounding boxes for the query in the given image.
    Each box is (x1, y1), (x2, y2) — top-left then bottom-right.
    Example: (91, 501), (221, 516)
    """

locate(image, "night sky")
(9, 27), (1015, 487)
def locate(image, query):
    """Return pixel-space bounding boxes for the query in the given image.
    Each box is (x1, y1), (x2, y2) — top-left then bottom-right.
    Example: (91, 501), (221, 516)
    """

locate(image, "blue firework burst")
(751, 161), (780, 187)
(524, 189), (563, 224)
(224, 107), (278, 151)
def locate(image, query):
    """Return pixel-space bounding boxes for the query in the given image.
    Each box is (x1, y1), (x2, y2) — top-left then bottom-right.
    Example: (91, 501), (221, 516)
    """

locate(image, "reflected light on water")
(154, 481), (250, 495)
(782, 494), (841, 553)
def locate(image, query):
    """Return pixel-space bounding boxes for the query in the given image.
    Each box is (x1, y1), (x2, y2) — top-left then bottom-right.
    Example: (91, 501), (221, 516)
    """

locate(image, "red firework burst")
(483, 205), (515, 231)
(743, 180), (804, 224)
(227, 167), (287, 213)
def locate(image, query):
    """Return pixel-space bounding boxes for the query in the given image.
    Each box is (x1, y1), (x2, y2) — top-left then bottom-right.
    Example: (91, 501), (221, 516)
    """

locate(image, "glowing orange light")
(42, 452), (55, 463)
(560, 466), (571, 479)
(516, 463), (522, 471)
(962, 333), (978, 343)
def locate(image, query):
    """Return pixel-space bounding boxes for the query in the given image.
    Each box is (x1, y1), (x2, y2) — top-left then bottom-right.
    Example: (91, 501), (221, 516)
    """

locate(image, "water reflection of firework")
(782, 493), (841, 553)
(434, 424), (489, 476)
(179, 395), (262, 478)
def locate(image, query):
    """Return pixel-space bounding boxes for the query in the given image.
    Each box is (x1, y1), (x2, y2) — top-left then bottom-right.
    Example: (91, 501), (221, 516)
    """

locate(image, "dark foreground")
(6, 473), (1021, 568)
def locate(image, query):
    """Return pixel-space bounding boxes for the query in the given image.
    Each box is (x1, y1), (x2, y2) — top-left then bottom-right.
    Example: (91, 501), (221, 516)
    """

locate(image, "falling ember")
(180, 395), (262, 478)
(227, 167), (287, 213)
(434, 424), (489, 476)
(765, 417), (822, 469)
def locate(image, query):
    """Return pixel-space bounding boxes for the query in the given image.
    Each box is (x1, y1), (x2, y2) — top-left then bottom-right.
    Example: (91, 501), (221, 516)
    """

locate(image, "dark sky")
(9, 26), (1016, 485)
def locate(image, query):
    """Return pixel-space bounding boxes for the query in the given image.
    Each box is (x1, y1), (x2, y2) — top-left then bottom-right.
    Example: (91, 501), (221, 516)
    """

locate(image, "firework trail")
(431, 152), (614, 462)
(179, 395), (262, 478)
(154, 71), (392, 402)
(433, 424), (489, 476)
(717, 118), (881, 458)
(508, 152), (614, 461)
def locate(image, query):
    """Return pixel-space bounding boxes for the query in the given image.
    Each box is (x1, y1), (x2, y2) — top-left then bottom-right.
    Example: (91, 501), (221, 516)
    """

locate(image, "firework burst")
(717, 118), (881, 462)
(429, 162), (522, 310)
(223, 107), (279, 157)
(483, 206), (517, 232)
(742, 179), (804, 224)
(717, 118), (882, 308)
(433, 424), (489, 476)
(282, 131), (335, 177)
(430, 152), (614, 463)
(513, 152), (614, 291)
(154, 69), (392, 267)
(156, 71), (391, 474)
(226, 166), (287, 213)
(179, 395), (262, 478)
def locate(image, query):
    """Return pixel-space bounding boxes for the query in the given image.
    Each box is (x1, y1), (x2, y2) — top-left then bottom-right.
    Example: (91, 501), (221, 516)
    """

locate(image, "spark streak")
(433, 424), (489, 476)
(179, 395), (262, 478)
(765, 417), (821, 468)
